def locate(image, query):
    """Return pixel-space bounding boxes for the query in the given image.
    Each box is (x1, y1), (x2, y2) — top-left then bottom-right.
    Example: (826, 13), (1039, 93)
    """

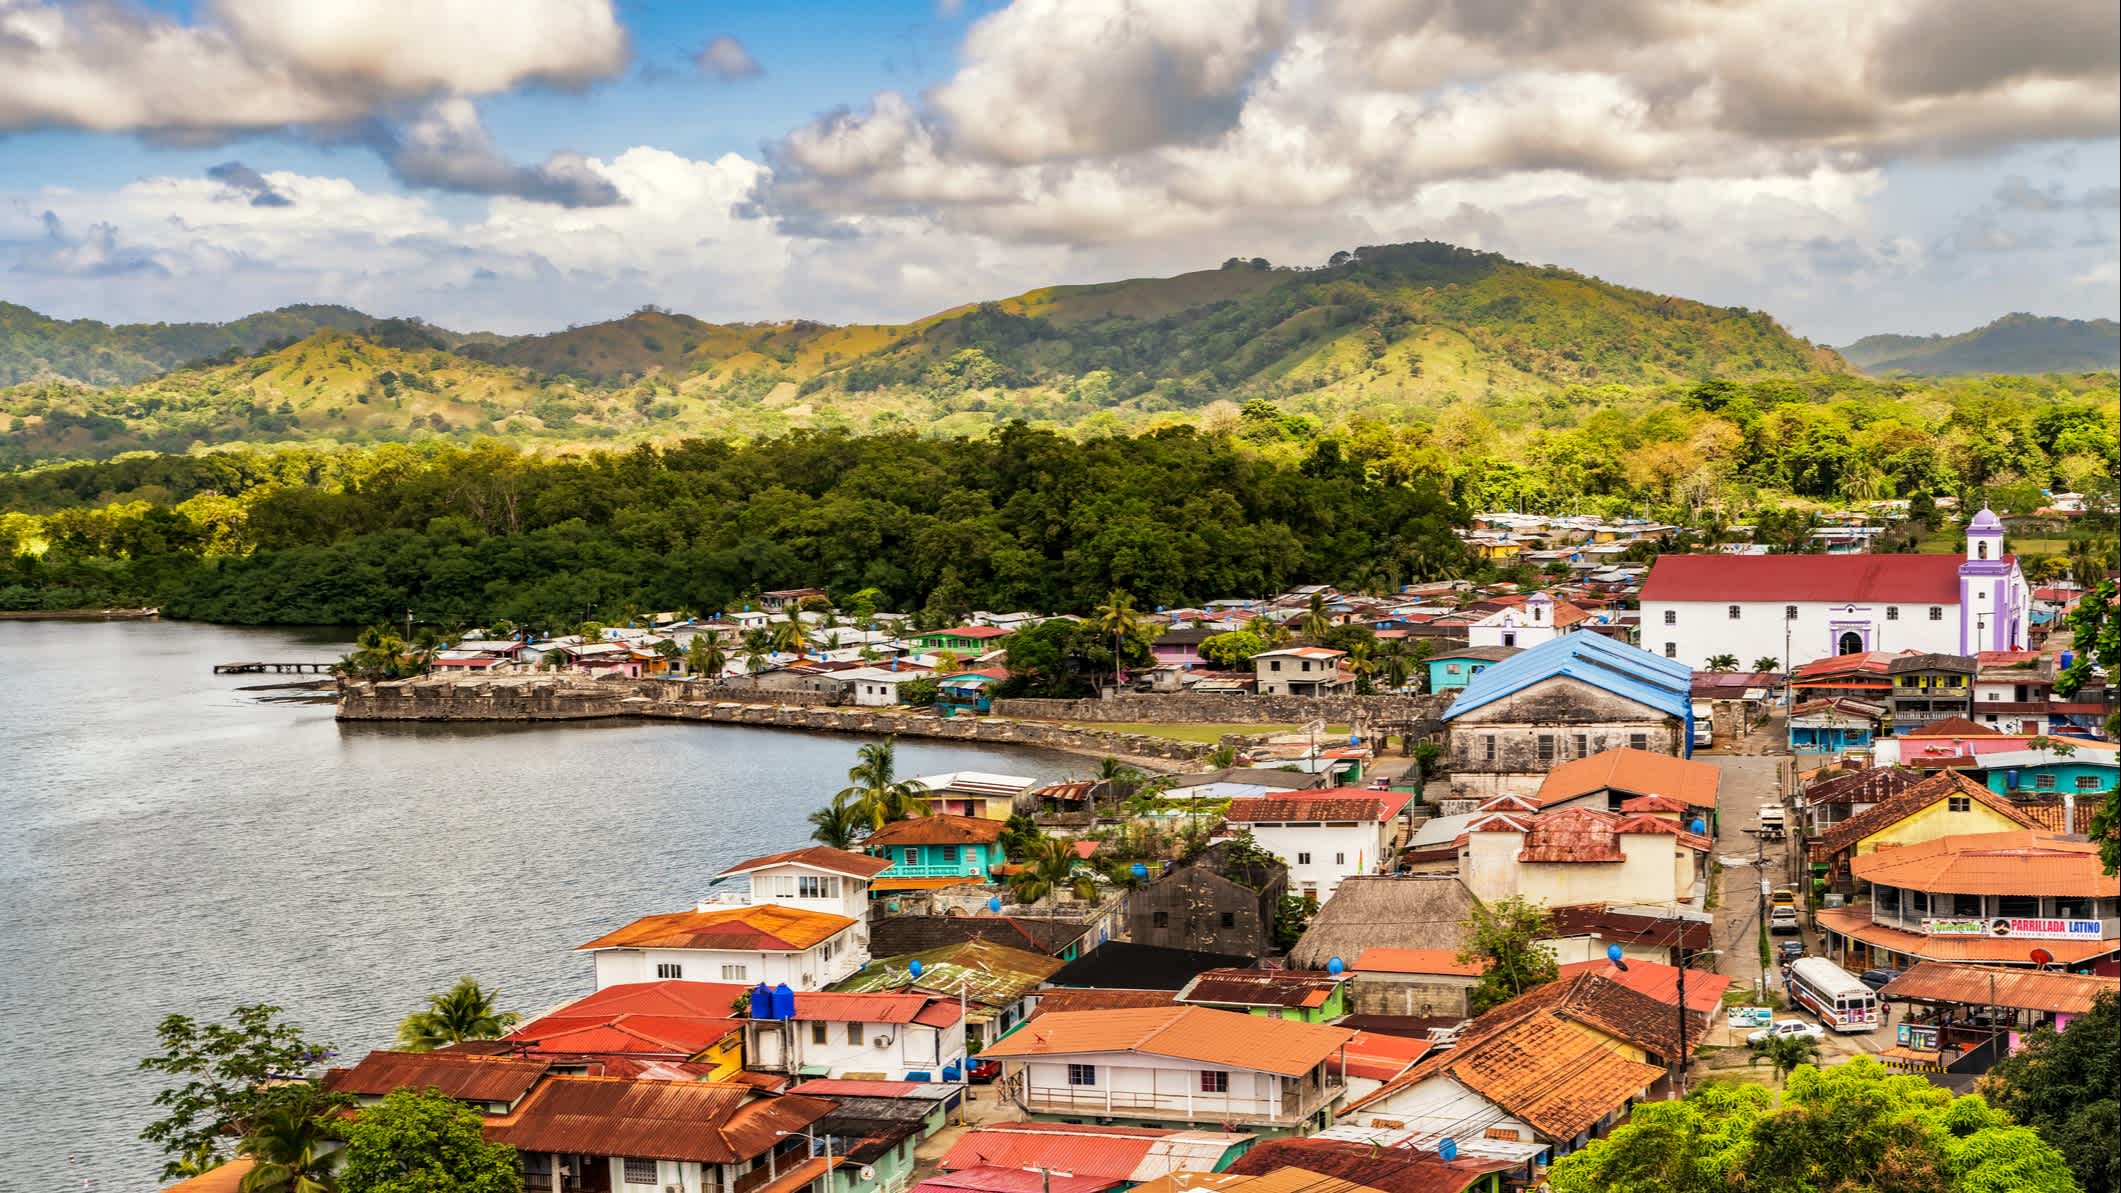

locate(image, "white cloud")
(695, 34), (763, 81)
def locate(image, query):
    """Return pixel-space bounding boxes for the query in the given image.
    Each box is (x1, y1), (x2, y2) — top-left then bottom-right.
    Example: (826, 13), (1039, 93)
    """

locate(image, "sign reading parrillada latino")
(1923, 917), (2104, 939)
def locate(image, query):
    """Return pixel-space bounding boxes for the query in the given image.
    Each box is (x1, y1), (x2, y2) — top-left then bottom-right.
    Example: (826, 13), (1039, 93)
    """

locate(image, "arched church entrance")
(1838, 630), (1863, 655)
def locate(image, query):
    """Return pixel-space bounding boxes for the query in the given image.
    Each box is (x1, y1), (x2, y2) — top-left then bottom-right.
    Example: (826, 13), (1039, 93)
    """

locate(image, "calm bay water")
(0, 621), (1083, 1192)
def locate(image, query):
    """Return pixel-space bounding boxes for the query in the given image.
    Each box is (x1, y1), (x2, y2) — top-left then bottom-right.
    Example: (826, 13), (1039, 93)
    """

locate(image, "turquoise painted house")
(937, 672), (1002, 716)
(865, 814), (1008, 879)
(1973, 748), (2119, 798)
(1425, 645), (1521, 692)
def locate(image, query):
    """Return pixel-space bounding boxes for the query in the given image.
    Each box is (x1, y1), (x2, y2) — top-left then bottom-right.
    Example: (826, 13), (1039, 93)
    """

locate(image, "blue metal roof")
(1442, 632), (1694, 723)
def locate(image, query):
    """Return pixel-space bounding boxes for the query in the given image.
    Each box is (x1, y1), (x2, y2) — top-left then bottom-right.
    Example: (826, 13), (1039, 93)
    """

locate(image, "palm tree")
(1010, 836), (1095, 904)
(1748, 1032), (1821, 1085)
(1346, 642), (1377, 692)
(342, 624), (411, 679)
(773, 608), (809, 657)
(1205, 743), (1239, 769)
(1379, 641), (1414, 692)
(1095, 590), (1143, 691)
(540, 647), (568, 671)
(1752, 656), (1782, 673)
(823, 631), (844, 653)
(394, 977), (521, 1052)
(1300, 591), (1333, 641)
(688, 636), (728, 680)
(1706, 654), (1740, 672)
(838, 739), (929, 831)
(742, 628), (775, 674)
(1095, 756), (1144, 801)
(236, 1086), (342, 1193)
(808, 792), (864, 849)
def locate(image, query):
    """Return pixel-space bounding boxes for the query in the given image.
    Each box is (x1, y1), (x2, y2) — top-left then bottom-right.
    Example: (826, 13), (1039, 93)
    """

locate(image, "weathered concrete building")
(1440, 634), (1695, 799)
(1127, 841), (1288, 958)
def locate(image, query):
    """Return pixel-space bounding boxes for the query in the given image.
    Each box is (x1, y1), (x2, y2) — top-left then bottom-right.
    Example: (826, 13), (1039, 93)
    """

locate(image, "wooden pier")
(213, 661), (337, 675)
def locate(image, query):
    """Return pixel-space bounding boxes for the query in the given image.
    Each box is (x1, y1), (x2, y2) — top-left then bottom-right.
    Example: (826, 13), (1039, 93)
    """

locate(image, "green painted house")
(864, 813), (1009, 878)
(1173, 968), (1349, 1024)
(910, 625), (1013, 654)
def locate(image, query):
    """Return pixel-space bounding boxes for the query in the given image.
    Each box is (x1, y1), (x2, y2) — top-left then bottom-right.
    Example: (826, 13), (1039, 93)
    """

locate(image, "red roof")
(916, 1168), (1119, 1193)
(487, 1077), (833, 1163)
(323, 1051), (551, 1103)
(787, 992), (964, 1027)
(507, 981), (750, 1058)
(940, 1124), (1194, 1182)
(789, 1078), (928, 1097)
(1555, 959), (1730, 1015)
(927, 626), (1013, 640)
(1642, 553), (1973, 603)
(1334, 1030), (1435, 1082)
(1225, 789), (1414, 824)
(717, 846), (894, 880)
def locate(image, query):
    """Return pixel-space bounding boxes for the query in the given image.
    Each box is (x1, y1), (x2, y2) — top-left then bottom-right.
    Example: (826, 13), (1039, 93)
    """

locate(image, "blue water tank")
(1130, 862), (1149, 879)
(905, 1071), (932, 1083)
(941, 1063), (963, 1082)
(909, 959), (925, 978)
(750, 982), (773, 1020)
(772, 983), (796, 1020)
(988, 896), (1003, 913)
(1690, 818), (1707, 836)
(2060, 649), (2076, 671)
(1327, 956), (1345, 976)
(1438, 1139), (1457, 1162)
(2007, 769), (2021, 790)
(1607, 944), (1625, 966)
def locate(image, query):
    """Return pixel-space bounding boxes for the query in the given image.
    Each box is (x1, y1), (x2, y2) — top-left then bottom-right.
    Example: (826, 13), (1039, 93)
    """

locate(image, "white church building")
(1639, 510), (2029, 671)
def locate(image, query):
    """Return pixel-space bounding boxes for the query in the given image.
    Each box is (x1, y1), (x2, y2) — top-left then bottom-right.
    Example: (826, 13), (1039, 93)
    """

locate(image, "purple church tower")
(1957, 508), (2026, 653)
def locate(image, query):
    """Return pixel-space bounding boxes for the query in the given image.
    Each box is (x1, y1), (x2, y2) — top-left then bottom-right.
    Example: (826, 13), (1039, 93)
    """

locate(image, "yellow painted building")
(1851, 791), (2033, 858)
(691, 1029), (745, 1081)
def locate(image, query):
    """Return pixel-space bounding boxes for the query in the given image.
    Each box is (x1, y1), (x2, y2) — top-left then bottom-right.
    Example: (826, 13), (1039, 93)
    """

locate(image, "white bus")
(1787, 957), (1880, 1032)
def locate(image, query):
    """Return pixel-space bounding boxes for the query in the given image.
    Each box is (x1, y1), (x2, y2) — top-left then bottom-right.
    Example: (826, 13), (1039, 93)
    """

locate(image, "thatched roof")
(1288, 876), (1480, 970)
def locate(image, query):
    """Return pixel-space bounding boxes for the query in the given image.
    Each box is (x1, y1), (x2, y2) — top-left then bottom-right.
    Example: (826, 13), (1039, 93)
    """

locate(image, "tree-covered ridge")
(0, 425), (1467, 626)
(0, 301), (417, 387)
(1841, 313), (2121, 377)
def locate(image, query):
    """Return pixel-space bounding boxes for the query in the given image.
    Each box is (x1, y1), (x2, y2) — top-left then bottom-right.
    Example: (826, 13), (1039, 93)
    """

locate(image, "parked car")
(1747, 1019), (1827, 1046)
(966, 1059), (1001, 1084)
(1769, 905), (1801, 934)
(1858, 968), (1901, 991)
(1776, 940), (1806, 966)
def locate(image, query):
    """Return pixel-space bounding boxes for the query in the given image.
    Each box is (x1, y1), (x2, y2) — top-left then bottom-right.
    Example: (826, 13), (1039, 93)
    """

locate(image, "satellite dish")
(2031, 947), (2054, 968)
(858, 1167), (878, 1182)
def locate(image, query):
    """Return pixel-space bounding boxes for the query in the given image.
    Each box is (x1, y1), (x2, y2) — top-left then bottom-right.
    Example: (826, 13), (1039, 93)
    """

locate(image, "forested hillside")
(2, 241), (1859, 464)
(1840, 314), (2120, 376)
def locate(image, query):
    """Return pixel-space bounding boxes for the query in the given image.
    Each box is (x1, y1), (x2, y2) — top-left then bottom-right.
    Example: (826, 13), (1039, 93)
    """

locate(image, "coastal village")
(180, 506), (2117, 1193)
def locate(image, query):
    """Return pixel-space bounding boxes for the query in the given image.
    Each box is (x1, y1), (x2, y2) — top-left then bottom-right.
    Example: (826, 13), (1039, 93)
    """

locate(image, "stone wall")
(992, 692), (1453, 727)
(337, 676), (1213, 764)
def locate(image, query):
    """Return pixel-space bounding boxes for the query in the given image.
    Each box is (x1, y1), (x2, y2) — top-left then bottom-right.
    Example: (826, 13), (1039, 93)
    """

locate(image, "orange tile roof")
(976, 1006), (1354, 1077)
(1815, 906), (2117, 964)
(717, 845), (894, 880)
(1903, 716), (2002, 737)
(867, 814), (1007, 846)
(1534, 747), (1720, 809)
(1409, 1014), (1661, 1141)
(578, 904), (857, 952)
(162, 1161), (256, 1192)
(1849, 830), (2121, 896)
(1334, 1031), (1436, 1082)
(1352, 948), (1485, 977)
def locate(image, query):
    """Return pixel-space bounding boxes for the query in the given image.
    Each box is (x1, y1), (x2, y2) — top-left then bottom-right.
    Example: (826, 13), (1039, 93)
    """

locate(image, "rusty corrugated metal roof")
(322, 1051), (549, 1104)
(1177, 968), (1341, 1009)
(1880, 961), (2117, 1013)
(488, 1077), (831, 1163)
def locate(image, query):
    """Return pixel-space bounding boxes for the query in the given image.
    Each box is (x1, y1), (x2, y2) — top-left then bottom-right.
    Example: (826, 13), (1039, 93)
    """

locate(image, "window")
(1297, 852), (1313, 865)
(1270, 660), (1282, 672)
(1484, 736), (1497, 762)
(1947, 796), (1971, 812)
(1300, 660), (1312, 672)
(1574, 734), (1588, 757)
(1538, 734), (1555, 762)
(903, 848), (919, 865)
(1664, 642), (1677, 658)
(1728, 605), (1742, 620)
(811, 1022), (829, 1045)
(1220, 912), (1236, 928)
(797, 875), (835, 899)
(1200, 1070), (1230, 1093)
(1067, 1064), (1097, 1086)
(2078, 776), (2104, 790)
(941, 845), (960, 862)
(1998, 895), (2039, 917)
(1929, 606), (1943, 621)
(2036, 775), (2057, 791)
(1153, 910), (1170, 928)
(1909, 890), (1929, 915)
(655, 962), (684, 980)
(1446, 663), (1463, 675)
(1629, 733), (1648, 751)
(1335, 852), (1346, 865)
(1785, 605), (1798, 620)
(1502, 632), (1516, 647)
(721, 964), (748, 980)
(1886, 606), (1899, 621)
(624, 1158), (659, 1185)
(849, 1023), (864, 1046)
(1877, 886), (1899, 913)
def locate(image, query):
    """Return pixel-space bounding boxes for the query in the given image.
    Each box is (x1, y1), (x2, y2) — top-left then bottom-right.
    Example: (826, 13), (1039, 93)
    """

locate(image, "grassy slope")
(0, 302), (415, 387)
(1839, 314), (2120, 376)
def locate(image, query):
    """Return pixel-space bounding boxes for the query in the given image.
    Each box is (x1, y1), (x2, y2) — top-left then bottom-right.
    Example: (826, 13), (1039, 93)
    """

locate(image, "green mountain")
(0, 301), (476, 387)
(1, 241), (1855, 463)
(1839, 313), (2120, 376)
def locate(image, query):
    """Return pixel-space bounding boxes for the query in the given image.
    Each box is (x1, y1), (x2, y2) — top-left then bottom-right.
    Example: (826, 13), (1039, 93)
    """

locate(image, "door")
(1838, 631), (1862, 655)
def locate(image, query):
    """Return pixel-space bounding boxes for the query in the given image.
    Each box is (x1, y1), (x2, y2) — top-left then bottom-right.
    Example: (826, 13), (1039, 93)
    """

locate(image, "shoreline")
(0, 607), (161, 620)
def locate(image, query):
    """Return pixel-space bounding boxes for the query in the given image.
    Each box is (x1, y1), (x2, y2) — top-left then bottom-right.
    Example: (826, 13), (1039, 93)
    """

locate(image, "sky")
(0, 0), (2116, 343)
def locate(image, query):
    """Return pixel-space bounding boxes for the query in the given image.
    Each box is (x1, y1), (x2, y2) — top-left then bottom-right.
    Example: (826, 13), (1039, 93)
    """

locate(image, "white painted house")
(1223, 789), (1415, 903)
(579, 903), (867, 991)
(1639, 516), (2029, 671)
(831, 666), (933, 707)
(977, 1006), (1354, 1134)
(1252, 647), (1352, 696)
(1466, 592), (1585, 650)
(714, 846), (893, 921)
(745, 991), (969, 1081)
(1459, 805), (1711, 911)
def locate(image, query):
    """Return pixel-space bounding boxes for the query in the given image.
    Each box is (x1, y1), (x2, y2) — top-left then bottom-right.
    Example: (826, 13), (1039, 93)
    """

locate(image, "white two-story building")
(714, 845), (892, 920)
(1223, 790), (1414, 902)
